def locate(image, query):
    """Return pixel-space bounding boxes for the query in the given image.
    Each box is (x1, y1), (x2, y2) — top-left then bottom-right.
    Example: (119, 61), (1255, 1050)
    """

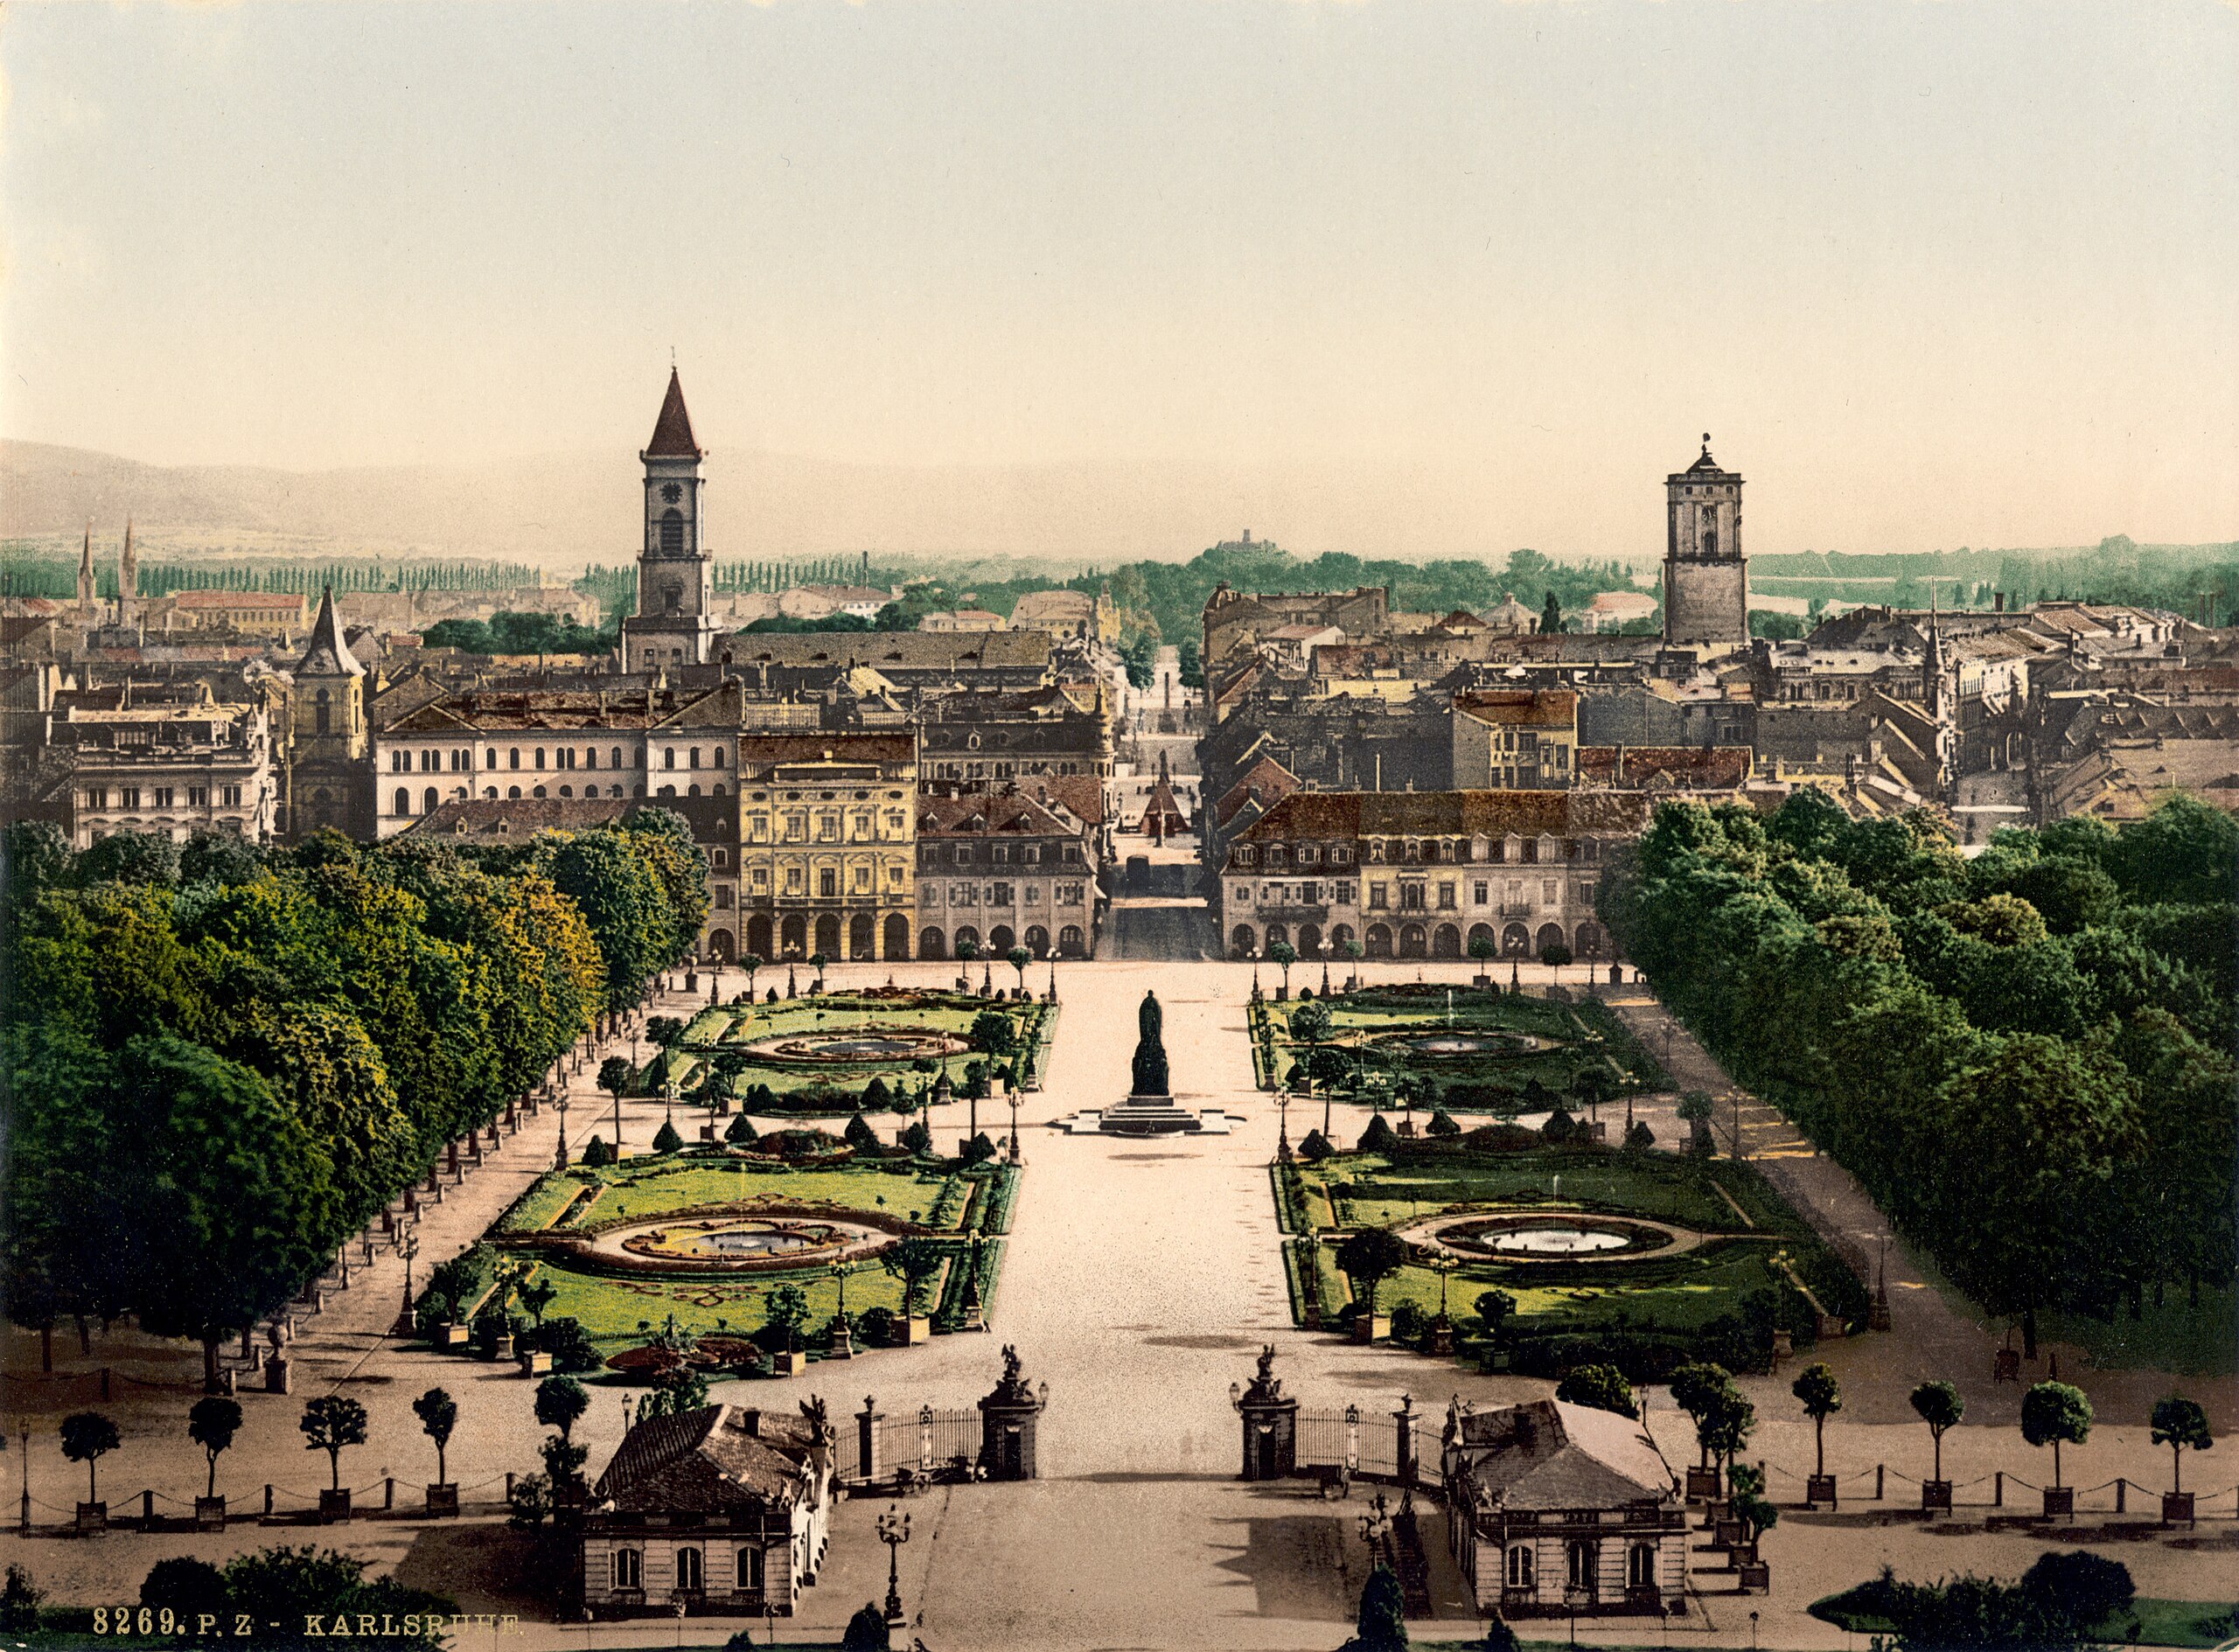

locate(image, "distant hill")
(0, 439), (1524, 570)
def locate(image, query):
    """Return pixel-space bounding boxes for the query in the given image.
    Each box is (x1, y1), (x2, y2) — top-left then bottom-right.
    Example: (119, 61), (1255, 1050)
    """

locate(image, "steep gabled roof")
(1449, 1399), (1676, 1511)
(645, 367), (702, 458)
(593, 1403), (824, 1514)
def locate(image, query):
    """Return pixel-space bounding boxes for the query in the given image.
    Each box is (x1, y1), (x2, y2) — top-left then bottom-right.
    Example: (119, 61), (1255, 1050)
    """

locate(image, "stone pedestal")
(828, 1322), (854, 1361)
(265, 1356), (291, 1395)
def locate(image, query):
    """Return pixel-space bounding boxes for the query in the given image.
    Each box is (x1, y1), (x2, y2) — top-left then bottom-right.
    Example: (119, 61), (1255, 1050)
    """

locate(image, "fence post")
(506, 1472), (515, 1502)
(857, 1397), (881, 1483)
(385, 1477), (394, 1512)
(1994, 1472), (2003, 1508)
(2115, 1478), (2125, 1515)
(143, 1489), (155, 1529)
(1875, 1464), (1884, 1501)
(100, 1367), (112, 1400)
(264, 1484), (275, 1518)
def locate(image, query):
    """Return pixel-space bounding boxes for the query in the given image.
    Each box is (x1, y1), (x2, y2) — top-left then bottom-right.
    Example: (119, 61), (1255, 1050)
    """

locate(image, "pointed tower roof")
(645, 367), (703, 459)
(79, 522), (94, 576)
(119, 518), (137, 593)
(297, 586), (364, 677)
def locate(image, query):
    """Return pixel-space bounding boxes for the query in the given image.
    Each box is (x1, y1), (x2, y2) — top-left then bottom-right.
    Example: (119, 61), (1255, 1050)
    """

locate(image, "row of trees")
(1602, 792), (2237, 1353)
(2, 812), (706, 1384)
(420, 610), (617, 656)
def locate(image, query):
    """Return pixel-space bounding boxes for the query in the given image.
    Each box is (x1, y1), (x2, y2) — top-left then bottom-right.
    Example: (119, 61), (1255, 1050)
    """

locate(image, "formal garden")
(1247, 982), (1667, 1117)
(415, 1140), (1022, 1379)
(1274, 1131), (1869, 1380)
(624, 986), (1057, 1119)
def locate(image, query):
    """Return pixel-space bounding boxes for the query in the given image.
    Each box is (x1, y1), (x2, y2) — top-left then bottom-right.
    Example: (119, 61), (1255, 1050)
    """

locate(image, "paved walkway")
(5, 960), (2234, 1651)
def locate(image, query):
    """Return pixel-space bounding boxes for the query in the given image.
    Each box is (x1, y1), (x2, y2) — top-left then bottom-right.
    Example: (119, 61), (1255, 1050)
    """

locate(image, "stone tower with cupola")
(622, 367), (722, 674)
(1662, 435), (1749, 649)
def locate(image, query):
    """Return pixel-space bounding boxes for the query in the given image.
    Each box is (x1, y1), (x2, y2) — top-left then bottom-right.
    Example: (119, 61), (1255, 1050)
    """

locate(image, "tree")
(1676, 1091), (1716, 1155)
(1792, 1363), (1843, 1479)
(652, 1118), (684, 1153)
(1475, 1289), (1516, 1348)
(188, 1397), (243, 1500)
(764, 1283), (812, 1349)
(1479, 1612), (1520, 1652)
(1358, 1113), (1399, 1154)
(739, 953), (764, 999)
(597, 1054), (633, 1103)
(1426, 1109), (1460, 1138)
(956, 936), (980, 964)
(1909, 1380), (1964, 1481)
(1670, 1363), (1738, 1470)
(2020, 1551), (2135, 1632)
(580, 1133), (615, 1167)
(2150, 1396), (2212, 1494)
(809, 951), (829, 992)
(1727, 1461), (1779, 1547)
(1007, 944), (1032, 992)
(2020, 1382), (2092, 1490)
(1336, 1227), (1410, 1316)
(1468, 932), (1497, 974)
(645, 1015), (685, 1051)
(969, 1011), (1019, 1058)
(1555, 1364), (1636, 1418)
(534, 1377), (589, 1443)
(517, 1277), (557, 1329)
(0, 1565), (40, 1634)
(1268, 940), (1297, 993)
(411, 1388), (457, 1487)
(299, 1395), (369, 1493)
(1350, 1564), (1408, 1652)
(1538, 938), (1573, 983)
(141, 1557), (227, 1624)
(841, 1604), (891, 1652)
(882, 1237), (947, 1316)
(1538, 591), (1562, 635)
(60, 1411), (120, 1503)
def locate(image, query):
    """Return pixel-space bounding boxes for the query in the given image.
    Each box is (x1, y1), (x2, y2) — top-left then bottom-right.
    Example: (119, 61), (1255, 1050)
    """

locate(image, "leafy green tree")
(652, 1118), (684, 1153)
(970, 1011), (1019, 1057)
(1267, 940), (1297, 993)
(300, 1396), (369, 1493)
(1336, 1227), (1409, 1316)
(1554, 1364), (1636, 1418)
(2020, 1551), (2134, 1633)
(841, 1603), (891, 1651)
(1538, 938), (1573, 982)
(1426, 1109), (1460, 1138)
(2020, 1382), (2093, 1490)
(141, 1556), (227, 1624)
(1349, 1565), (1408, 1652)
(546, 832), (673, 1011)
(1007, 944), (1033, 992)
(534, 1377), (589, 1443)
(724, 1112), (759, 1146)
(1475, 1289), (1516, 1347)
(60, 1411), (120, 1502)
(2150, 1396), (2212, 1493)
(1727, 1461), (1779, 1546)
(882, 1238), (947, 1315)
(411, 1388), (457, 1486)
(763, 1283), (812, 1349)
(1792, 1363), (1843, 1479)
(188, 1397), (243, 1499)
(580, 1133), (615, 1168)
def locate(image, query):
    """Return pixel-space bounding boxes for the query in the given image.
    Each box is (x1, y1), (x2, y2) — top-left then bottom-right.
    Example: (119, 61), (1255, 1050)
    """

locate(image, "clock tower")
(622, 366), (722, 673)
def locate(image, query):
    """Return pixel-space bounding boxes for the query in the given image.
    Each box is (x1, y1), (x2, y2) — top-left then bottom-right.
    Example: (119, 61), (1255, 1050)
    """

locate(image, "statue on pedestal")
(1131, 991), (1170, 1098)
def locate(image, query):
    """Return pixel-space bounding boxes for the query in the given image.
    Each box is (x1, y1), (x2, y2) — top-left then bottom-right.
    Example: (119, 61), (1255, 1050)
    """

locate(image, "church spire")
(298, 583), (364, 678)
(77, 520), (95, 615)
(644, 366), (702, 459)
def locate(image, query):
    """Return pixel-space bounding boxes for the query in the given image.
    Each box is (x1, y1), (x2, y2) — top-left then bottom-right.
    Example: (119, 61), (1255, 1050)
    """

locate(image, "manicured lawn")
(1811, 1586), (2236, 1649)
(1287, 1145), (1867, 1357)
(1254, 986), (1667, 1109)
(479, 1154), (1016, 1350)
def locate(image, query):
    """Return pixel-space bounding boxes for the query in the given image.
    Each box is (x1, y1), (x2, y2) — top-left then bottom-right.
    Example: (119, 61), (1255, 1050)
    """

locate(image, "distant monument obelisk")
(1130, 991), (1170, 1098)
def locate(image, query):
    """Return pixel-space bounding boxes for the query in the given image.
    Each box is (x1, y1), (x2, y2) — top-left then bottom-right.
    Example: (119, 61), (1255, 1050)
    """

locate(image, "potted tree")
(535, 1376), (589, 1451)
(1336, 1228), (1408, 1344)
(1267, 940), (1297, 1000)
(1007, 945), (1033, 999)
(764, 1285), (811, 1375)
(1468, 931), (1496, 987)
(301, 1394), (369, 1523)
(2021, 1381), (2091, 1519)
(517, 1278), (558, 1375)
(1909, 1379), (1963, 1512)
(414, 1387), (458, 1516)
(1475, 1289), (1517, 1372)
(809, 951), (829, 994)
(1671, 1363), (1739, 1502)
(2151, 1395), (2209, 1528)
(1538, 938), (1573, 991)
(1676, 1091), (1717, 1157)
(882, 1238), (946, 1346)
(1343, 938), (1364, 991)
(187, 1397), (241, 1529)
(1726, 1461), (1779, 1572)
(1792, 1363), (1842, 1507)
(596, 1054), (633, 1162)
(60, 1411), (119, 1534)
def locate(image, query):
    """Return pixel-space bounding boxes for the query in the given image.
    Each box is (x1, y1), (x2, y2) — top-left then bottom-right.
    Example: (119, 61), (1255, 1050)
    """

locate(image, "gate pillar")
(978, 1345), (1046, 1481)
(1233, 1345), (1298, 1481)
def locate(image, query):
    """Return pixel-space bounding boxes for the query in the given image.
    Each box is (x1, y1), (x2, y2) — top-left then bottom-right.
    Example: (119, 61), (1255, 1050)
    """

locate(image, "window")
(1438, 882), (1456, 910)
(394, 787), (411, 816)
(664, 749), (676, 770)
(613, 747), (624, 769)
(314, 688), (331, 735)
(659, 506), (684, 553)
(991, 882), (1013, 905)
(1369, 883), (1390, 910)
(712, 847), (729, 868)
(583, 747), (597, 770)
(534, 748), (545, 770)
(736, 1546), (764, 1593)
(452, 749), (469, 771)
(1543, 880), (1559, 904)
(674, 1547), (702, 1594)
(689, 747), (701, 770)
(819, 868), (836, 897)
(486, 749), (498, 770)
(715, 747), (729, 769)
(391, 751), (408, 773)
(154, 787), (174, 808)
(1505, 1546), (1535, 1591)
(187, 785), (207, 807)
(611, 1548), (642, 1591)
(510, 748), (521, 770)
(1629, 1544), (1657, 1592)
(1474, 882), (1489, 905)
(1567, 1540), (1599, 1591)
(220, 784), (242, 808)
(785, 867), (804, 894)
(420, 749), (436, 772)
(85, 785), (108, 810)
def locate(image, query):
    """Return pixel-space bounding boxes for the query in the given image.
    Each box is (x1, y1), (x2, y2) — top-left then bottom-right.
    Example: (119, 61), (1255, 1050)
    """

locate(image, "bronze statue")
(1131, 990), (1170, 1098)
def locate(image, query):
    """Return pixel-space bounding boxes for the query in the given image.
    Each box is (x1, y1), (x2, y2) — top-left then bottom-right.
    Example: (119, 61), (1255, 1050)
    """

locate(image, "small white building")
(1441, 1398), (1687, 1620)
(580, 1401), (834, 1620)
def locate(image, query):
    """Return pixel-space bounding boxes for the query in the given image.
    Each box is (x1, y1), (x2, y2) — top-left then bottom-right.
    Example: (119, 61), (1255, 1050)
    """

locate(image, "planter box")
(2161, 1491), (2194, 1526)
(1805, 1473), (1838, 1508)
(1921, 1480), (1953, 1512)
(518, 1351), (553, 1377)
(2041, 1487), (2075, 1519)
(436, 1324), (468, 1349)
(773, 1350), (800, 1376)
(492, 1334), (515, 1361)
(193, 1495), (227, 1530)
(424, 1483), (458, 1517)
(1713, 1518), (1744, 1549)
(1350, 1313), (1391, 1345)
(901, 1314), (932, 1347)
(75, 1501), (107, 1536)
(318, 1488), (352, 1524)
(1685, 1466), (1722, 1502)
(1738, 1562), (1770, 1594)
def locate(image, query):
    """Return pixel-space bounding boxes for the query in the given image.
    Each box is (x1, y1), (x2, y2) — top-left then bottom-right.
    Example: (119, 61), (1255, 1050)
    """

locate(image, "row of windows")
(1233, 878), (1592, 911)
(387, 781), (736, 814)
(745, 812), (907, 844)
(387, 744), (732, 774)
(938, 882), (1087, 907)
(609, 1544), (761, 1594)
(917, 841), (1084, 868)
(83, 784), (241, 809)
(1502, 1540), (1659, 1592)
(1239, 835), (1602, 870)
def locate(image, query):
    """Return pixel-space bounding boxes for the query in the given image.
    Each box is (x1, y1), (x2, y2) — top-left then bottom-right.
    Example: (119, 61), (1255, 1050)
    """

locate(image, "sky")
(3, 1), (2236, 560)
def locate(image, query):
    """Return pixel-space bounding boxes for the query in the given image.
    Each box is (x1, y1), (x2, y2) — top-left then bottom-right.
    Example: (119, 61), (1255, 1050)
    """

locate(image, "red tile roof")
(1454, 687), (1580, 728)
(1574, 745), (1752, 789)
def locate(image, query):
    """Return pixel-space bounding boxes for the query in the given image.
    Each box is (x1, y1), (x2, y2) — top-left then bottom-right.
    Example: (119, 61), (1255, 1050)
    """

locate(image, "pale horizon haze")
(3, 1), (2236, 561)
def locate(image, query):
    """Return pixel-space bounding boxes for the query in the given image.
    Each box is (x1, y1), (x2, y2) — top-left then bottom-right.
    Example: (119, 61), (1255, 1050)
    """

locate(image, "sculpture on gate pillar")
(1131, 991), (1170, 1098)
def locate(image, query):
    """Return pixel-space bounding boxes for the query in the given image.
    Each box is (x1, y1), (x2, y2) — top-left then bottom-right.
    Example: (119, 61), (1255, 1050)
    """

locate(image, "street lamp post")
(1566, 1585), (1589, 1649)
(877, 1505), (911, 1627)
(396, 1235), (419, 1335)
(1275, 1090), (1291, 1161)
(554, 1097), (571, 1171)
(1007, 1088), (1022, 1164)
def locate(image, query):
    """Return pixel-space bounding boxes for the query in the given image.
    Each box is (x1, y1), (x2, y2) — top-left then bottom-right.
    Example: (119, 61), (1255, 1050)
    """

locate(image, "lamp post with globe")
(877, 1505), (911, 1627)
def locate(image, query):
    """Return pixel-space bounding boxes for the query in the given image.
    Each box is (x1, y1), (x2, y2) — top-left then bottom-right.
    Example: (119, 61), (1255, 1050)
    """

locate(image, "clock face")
(661, 483), (682, 504)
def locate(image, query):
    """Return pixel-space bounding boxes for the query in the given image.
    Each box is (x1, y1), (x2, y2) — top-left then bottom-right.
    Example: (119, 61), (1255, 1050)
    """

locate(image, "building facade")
(285, 589), (373, 840)
(581, 1403), (834, 1620)
(1450, 689), (1580, 789)
(915, 791), (1100, 959)
(1217, 789), (1649, 962)
(735, 731), (918, 964)
(916, 684), (1114, 783)
(41, 684), (277, 847)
